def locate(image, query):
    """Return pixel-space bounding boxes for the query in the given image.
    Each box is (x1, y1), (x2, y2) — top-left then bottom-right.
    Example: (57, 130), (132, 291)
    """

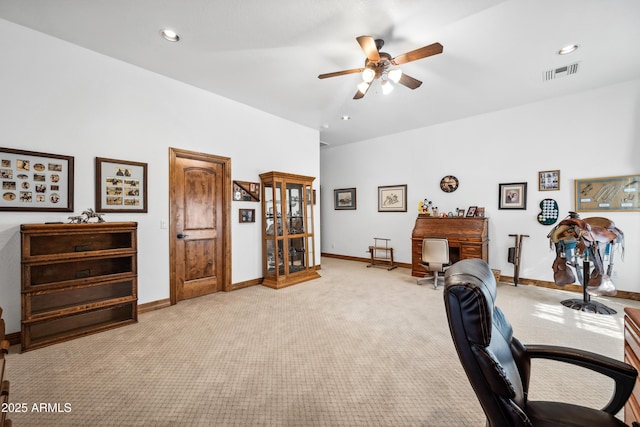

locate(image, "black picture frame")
(334, 188), (356, 210)
(239, 208), (255, 223)
(0, 147), (74, 212)
(498, 182), (527, 210)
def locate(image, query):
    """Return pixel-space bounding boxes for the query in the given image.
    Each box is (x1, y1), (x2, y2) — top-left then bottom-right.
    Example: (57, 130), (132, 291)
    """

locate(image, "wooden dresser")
(21, 222), (138, 352)
(411, 216), (489, 277)
(624, 307), (640, 424)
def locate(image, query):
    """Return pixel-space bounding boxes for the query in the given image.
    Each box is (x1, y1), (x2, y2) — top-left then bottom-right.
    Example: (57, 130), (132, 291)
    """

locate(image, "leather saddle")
(548, 216), (624, 292)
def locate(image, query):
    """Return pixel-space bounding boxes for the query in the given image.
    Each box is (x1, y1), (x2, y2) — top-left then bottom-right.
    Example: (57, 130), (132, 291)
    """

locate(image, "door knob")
(177, 233), (189, 239)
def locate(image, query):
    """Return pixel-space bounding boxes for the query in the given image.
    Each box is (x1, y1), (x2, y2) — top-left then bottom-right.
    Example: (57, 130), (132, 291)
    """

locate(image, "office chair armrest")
(526, 344), (637, 414)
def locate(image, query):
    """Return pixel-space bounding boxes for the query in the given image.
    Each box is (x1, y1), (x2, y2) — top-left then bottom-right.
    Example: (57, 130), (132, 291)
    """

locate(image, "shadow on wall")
(0, 226), (22, 334)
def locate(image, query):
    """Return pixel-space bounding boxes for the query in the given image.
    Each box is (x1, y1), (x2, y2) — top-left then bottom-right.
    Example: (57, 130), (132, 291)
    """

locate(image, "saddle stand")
(560, 255), (617, 315)
(548, 212), (622, 315)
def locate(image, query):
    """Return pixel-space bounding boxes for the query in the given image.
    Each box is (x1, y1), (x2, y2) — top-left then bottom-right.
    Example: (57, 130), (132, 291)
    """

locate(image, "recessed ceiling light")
(558, 44), (578, 55)
(341, 115), (350, 121)
(161, 29), (180, 42)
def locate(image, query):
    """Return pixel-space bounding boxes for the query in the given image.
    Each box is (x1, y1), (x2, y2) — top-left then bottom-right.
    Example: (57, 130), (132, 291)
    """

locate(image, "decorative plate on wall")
(440, 175), (459, 193)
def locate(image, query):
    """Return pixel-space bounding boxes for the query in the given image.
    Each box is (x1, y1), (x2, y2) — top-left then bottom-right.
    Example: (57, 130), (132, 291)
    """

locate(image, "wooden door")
(169, 148), (231, 303)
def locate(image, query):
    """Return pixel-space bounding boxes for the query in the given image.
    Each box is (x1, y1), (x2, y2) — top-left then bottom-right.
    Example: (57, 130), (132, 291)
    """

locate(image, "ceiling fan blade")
(353, 83), (371, 100)
(356, 36), (380, 62)
(398, 73), (423, 89)
(391, 42), (443, 65)
(318, 68), (365, 79)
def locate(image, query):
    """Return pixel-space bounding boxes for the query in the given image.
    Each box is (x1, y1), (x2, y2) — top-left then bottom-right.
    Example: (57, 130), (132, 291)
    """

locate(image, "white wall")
(0, 19), (321, 333)
(321, 79), (640, 292)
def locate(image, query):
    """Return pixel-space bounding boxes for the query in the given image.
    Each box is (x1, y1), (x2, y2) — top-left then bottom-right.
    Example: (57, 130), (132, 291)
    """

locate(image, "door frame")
(169, 147), (232, 304)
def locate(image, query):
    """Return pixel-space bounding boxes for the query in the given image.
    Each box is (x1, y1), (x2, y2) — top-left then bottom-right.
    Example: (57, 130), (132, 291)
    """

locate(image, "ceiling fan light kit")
(318, 35), (443, 100)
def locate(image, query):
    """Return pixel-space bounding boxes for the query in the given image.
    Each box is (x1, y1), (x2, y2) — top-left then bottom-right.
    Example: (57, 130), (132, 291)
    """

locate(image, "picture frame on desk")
(498, 182), (527, 210)
(466, 206), (477, 217)
(0, 147), (74, 212)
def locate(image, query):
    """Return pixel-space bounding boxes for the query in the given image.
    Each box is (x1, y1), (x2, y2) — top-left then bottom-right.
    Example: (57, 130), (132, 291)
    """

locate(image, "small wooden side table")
(367, 238), (397, 270)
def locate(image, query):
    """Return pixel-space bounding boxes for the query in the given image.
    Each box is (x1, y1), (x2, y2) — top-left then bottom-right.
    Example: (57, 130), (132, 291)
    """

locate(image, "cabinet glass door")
(305, 185), (313, 234)
(266, 240), (285, 276)
(288, 237), (306, 273)
(265, 182), (283, 237)
(286, 183), (304, 235)
(307, 236), (315, 269)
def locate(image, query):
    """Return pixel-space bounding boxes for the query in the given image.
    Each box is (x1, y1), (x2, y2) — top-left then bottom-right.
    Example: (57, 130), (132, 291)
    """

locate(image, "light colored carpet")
(5, 257), (640, 426)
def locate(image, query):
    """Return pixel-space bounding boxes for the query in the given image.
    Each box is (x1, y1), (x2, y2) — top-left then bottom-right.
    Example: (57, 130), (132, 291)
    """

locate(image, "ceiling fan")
(318, 36), (443, 99)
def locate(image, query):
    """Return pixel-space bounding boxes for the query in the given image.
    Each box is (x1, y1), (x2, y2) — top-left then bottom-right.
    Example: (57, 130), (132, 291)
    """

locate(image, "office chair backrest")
(422, 238), (450, 265)
(443, 258), (530, 427)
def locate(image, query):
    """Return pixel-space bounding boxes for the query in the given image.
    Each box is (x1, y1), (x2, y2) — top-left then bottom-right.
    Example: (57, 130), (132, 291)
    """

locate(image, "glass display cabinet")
(260, 171), (319, 289)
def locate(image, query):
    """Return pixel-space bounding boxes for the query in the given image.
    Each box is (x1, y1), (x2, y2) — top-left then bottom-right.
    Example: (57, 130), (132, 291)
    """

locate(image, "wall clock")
(440, 175), (459, 193)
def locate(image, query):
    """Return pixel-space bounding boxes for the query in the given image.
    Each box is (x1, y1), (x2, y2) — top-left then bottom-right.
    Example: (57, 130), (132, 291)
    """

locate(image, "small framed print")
(0, 147), (74, 212)
(499, 182), (527, 210)
(334, 188), (356, 210)
(539, 170), (560, 191)
(239, 208), (255, 223)
(475, 207), (485, 217)
(378, 185), (407, 212)
(466, 206), (477, 217)
(95, 157), (147, 213)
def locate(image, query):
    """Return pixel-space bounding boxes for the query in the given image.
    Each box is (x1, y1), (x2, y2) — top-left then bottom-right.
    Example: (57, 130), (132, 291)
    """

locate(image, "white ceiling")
(1, 0), (639, 147)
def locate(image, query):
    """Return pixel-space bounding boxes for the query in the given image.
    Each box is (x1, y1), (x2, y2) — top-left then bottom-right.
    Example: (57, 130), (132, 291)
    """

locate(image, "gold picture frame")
(575, 174), (639, 212)
(538, 170), (560, 191)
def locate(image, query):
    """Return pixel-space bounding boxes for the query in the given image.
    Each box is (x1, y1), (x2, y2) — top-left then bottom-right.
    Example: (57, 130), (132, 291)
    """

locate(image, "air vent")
(543, 62), (579, 81)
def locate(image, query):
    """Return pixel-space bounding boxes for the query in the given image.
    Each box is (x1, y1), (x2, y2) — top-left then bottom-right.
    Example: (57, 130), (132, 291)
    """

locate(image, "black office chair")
(443, 258), (637, 427)
(417, 238), (451, 289)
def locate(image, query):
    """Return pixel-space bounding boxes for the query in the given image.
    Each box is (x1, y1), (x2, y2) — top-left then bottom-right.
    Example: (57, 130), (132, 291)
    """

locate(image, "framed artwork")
(575, 174), (639, 212)
(233, 181), (260, 202)
(0, 147), (74, 212)
(475, 207), (485, 217)
(457, 208), (465, 217)
(378, 185), (407, 212)
(466, 206), (477, 217)
(499, 182), (527, 210)
(539, 170), (560, 191)
(239, 208), (255, 223)
(95, 157), (147, 213)
(334, 188), (356, 210)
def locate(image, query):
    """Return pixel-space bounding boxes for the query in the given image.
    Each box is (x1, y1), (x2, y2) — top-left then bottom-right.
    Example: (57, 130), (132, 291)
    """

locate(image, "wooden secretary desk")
(411, 215), (489, 278)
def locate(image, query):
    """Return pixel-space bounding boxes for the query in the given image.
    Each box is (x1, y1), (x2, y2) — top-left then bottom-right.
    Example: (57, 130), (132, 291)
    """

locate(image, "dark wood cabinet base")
(21, 222), (138, 352)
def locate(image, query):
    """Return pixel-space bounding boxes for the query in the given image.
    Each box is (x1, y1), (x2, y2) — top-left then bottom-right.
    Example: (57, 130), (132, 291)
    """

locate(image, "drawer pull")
(76, 269), (91, 278)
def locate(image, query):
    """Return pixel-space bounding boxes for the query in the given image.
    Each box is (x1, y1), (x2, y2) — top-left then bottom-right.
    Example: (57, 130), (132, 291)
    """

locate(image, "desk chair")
(417, 238), (451, 289)
(443, 258), (637, 427)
